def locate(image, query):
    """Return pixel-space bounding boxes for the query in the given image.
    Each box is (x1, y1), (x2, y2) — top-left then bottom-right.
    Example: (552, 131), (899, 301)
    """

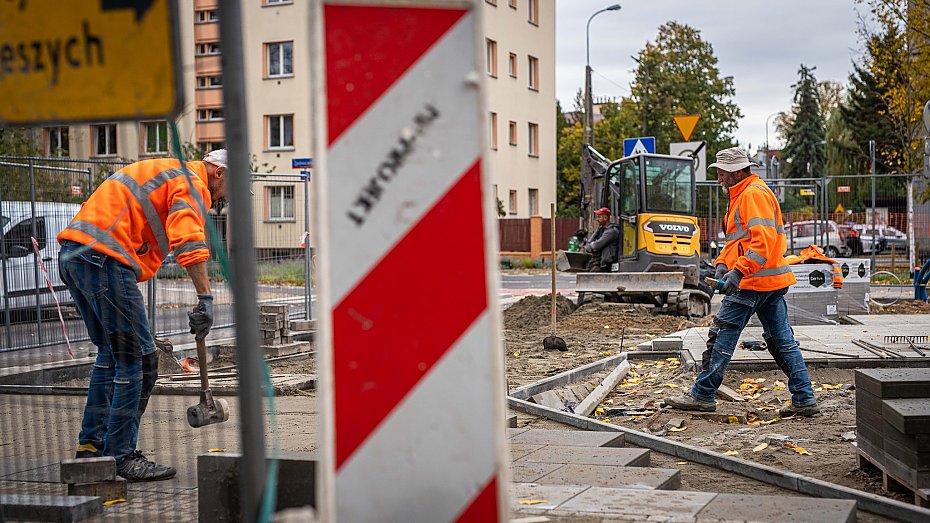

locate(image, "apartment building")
(26, 0), (555, 244)
(483, 0), (556, 218)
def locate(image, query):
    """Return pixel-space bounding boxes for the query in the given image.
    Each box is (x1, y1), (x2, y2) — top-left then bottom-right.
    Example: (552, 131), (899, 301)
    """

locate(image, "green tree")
(783, 65), (826, 178)
(0, 127), (41, 157)
(627, 21), (741, 157)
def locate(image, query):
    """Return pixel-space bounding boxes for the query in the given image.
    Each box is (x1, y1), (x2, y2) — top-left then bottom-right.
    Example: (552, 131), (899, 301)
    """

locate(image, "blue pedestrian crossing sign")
(623, 137), (656, 157)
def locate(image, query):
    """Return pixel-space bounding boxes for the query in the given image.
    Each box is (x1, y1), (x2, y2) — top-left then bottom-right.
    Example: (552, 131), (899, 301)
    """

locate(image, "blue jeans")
(59, 241), (156, 462)
(691, 288), (816, 408)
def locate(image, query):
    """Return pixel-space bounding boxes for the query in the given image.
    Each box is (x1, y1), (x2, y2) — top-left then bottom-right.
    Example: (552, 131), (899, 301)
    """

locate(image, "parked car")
(850, 224), (908, 254)
(837, 225), (867, 255)
(784, 220), (851, 258)
(1, 201), (80, 312)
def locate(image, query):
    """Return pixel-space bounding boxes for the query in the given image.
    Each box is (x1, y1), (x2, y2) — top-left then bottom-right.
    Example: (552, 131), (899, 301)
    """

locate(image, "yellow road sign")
(799, 189), (815, 196)
(673, 114), (701, 142)
(0, 0), (180, 124)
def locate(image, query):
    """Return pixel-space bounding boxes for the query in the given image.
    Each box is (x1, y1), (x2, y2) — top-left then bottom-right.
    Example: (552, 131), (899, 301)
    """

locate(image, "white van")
(1, 201), (81, 311)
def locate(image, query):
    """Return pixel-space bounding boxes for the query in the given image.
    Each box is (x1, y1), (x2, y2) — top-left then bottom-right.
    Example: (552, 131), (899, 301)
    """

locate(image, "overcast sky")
(556, 0), (869, 153)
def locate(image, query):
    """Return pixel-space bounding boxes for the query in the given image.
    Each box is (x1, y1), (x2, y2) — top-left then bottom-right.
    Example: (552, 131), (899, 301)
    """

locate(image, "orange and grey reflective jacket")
(784, 245), (843, 289)
(715, 174), (796, 291)
(58, 158), (212, 282)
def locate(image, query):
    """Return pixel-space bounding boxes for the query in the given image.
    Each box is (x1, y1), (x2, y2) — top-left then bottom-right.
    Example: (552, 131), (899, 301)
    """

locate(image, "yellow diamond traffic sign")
(0, 0), (181, 124)
(673, 114), (701, 142)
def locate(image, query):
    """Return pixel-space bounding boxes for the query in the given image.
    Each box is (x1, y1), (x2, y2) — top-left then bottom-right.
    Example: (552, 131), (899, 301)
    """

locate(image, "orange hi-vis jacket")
(58, 158), (212, 282)
(715, 174), (796, 291)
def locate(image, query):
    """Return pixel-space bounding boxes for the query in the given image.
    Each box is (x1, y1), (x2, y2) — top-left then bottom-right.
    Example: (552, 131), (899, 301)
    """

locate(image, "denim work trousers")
(59, 241), (157, 462)
(692, 288), (816, 408)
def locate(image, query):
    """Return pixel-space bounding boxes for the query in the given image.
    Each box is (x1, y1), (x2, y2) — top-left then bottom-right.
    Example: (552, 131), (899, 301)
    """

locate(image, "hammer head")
(187, 398), (230, 428)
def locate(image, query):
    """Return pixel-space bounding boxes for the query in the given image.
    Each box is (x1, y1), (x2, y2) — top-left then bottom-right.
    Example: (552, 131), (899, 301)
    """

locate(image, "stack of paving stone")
(259, 304), (311, 357)
(834, 258), (871, 316)
(60, 456), (126, 502)
(855, 368), (930, 505)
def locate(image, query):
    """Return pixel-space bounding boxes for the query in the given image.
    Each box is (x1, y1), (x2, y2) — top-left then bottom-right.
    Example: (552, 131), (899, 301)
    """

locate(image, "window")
(508, 190), (517, 215)
(508, 53), (517, 77)
(528, 0), (538, 25)
(197, 75), (222, 89)
(528, 55), (538, 90)
(509, 0), (517, 8)
(642, 156), (693, 214)
(265, 0), (293, 4)
(489, 112), (498, 150)
(528, 122), (538, 157)
(195, 10), (218, 23)
(266, 41), (293, 78)
(267, 114), (294, 149)
(143, 121), (168, 155)
(196, 42), (221, 55)
(508, 121), (517, 146)
(266, 186), (295, 221)
(198, 141), (225, 152)
(197, 109), (224, 121)
(46, 127), (69, 156)
(485, 39), (497, 77)
(528, 188), (538, 216)
(2, 217), (46, 258)
(93, 124), (117, 156)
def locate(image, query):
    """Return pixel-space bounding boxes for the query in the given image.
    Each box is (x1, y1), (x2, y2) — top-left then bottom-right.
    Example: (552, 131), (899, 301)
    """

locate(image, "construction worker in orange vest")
(665, 147), (818, 417)
(57, 149), (228, 480)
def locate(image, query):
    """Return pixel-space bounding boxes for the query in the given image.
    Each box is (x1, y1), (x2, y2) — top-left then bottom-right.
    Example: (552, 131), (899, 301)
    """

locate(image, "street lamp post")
(581, 4), (621, 231)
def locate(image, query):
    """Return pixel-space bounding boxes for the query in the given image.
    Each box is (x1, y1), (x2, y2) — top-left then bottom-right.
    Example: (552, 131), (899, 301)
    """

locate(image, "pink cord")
(32, 237), (74, 359)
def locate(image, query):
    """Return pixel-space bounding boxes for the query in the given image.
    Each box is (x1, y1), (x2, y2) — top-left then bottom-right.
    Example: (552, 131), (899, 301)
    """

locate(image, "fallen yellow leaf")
(754, 378), (766, 383)
(676, 461), (688, 465)
(724, 450), (739, 456)
(666, 357), (678, 362)
(595, 407), (605, 416)
(727, 415), (740, 423)
(518, 500), (547, 505)
(664, 383), (680, 388)
(600, 351), (612, 355)
(794, 446), (812, 456)
(513, 351), (520, 357)
(743, 378), (755, 383)
(753, 442), (769, 452)
(103, 499), (127, 506)
(668, 426), (687, 432)
(602, 418), (611, 423)
(208, 448), (227, 452)
(773, 380), (786, 388)
(653, 390), (664, 394)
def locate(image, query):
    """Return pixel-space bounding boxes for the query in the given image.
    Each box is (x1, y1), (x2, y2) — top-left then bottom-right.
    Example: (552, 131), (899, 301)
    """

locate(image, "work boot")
(779, 403), (820, 418)
(663, 393), (716, 412)
(75, 443), (102, 459)
(117, 451), (176, 481)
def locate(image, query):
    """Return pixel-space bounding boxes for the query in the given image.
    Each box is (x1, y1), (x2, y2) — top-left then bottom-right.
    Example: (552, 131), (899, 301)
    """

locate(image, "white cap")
(203, 149), (228, 169)
(708, 147), (759, 172)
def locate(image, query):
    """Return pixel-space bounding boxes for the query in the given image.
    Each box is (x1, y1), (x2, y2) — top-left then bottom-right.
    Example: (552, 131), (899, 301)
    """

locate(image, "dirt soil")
(873, 298), (930, 314)
(501, 293), (909, 507)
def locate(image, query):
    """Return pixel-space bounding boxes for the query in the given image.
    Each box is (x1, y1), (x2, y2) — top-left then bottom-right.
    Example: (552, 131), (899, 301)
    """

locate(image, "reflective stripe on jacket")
(714, 174), (796, 291)
(58, 158), (213, 282)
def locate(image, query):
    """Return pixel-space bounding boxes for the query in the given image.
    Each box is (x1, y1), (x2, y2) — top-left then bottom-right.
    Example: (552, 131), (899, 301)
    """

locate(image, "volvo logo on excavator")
(644, 221), (697, 236)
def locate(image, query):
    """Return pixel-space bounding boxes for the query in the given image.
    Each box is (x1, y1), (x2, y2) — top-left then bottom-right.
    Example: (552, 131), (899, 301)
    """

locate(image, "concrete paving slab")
(507, 427), (531, 438)
(696, 493), (856, 523)
(508, 462), (564, 483)
(536, 464), (680, 490)
(552, 487), (715, 518)
(509, 482), (589, 511)
(883, 421), (930, 450)
(0, 493), (102, 522)
(515, 445), (650, 468)
(59, 457), (116, 484)
(883, 398), (930, 434)
(856, 368), (930, 398)
(68, 478), (127, 502)
(0, 461), (59, 482)
(510, 429), (625, 448)
(510, 443), (546, 460)
(884, 436), (930, 470)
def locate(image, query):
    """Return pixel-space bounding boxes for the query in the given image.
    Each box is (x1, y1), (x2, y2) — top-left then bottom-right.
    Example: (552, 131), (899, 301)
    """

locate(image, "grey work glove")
(720, 269), (744, 296)
(188, 294), (214, 341)
(714, 263), (728, 280)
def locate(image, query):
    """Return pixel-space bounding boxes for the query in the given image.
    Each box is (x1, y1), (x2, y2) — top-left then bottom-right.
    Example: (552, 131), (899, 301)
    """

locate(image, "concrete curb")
(507, 396), (930, 523)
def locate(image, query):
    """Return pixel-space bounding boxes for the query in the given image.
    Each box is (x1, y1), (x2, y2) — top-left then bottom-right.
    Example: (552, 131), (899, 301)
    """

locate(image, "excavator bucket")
(575, 272), (685, 293)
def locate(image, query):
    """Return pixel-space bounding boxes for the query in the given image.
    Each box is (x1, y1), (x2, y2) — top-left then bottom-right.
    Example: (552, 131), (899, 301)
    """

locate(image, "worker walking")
(58, 150), (229, 480)
(664, 147), (818, 416)
(584, 207), (620, 272)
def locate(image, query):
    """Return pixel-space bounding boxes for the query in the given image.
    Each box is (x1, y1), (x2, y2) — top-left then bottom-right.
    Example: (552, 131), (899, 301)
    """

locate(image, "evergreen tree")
(783, 65), (826, 178)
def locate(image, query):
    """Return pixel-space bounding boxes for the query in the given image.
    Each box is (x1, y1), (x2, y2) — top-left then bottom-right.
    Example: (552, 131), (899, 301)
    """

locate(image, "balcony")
(195, 55), (222, 75)
(195, 88), (224, 107)
(196, 121), (225, 142)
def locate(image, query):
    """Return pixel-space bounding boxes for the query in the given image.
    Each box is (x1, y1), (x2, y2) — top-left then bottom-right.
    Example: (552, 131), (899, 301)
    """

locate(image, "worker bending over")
(58, 150), (228, 480)
(665, 147), (818, 417)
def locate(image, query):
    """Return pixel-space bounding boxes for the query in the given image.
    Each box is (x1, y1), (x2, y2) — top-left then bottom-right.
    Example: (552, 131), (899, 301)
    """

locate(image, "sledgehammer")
(186, 337), (230, 428)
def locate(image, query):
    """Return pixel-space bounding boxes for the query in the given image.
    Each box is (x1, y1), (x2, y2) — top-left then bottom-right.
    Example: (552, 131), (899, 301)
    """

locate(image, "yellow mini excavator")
(558, 144), (711, 317)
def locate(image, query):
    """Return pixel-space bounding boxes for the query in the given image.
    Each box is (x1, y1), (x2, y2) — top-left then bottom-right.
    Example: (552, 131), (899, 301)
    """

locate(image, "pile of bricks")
(855, 368), (930, 506)
(259, 304), (291, 345)
(60, 456), (127, 502)
(260, 304), (311, 357)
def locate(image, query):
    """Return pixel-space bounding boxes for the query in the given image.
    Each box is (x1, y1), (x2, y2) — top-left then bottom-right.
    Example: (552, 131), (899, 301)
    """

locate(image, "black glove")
(720, 269), (744, 296)
(188, 294), (214, 341)
(714, 263), (728, 280)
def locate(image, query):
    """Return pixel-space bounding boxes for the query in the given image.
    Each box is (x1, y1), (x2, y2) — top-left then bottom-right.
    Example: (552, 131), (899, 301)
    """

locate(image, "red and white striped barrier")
(311, 1), (508, 521)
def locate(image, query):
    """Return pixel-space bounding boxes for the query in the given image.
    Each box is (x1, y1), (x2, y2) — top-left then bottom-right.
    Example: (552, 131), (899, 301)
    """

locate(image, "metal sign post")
(311, 1), (508, 520)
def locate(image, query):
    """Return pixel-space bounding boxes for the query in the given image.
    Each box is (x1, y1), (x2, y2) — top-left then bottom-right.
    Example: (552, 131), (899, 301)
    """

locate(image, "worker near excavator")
(665, 147), (819, 417)
(583, 207), (620, 272)
(57, 150), (228, 480)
